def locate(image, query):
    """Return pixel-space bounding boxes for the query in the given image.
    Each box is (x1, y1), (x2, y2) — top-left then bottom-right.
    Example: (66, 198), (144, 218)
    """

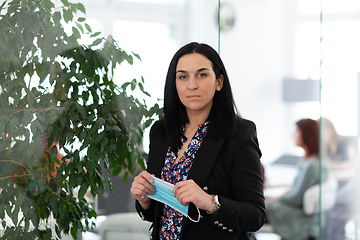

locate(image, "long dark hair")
(296, 118), (319, 158)
(163, 42), (239, 148)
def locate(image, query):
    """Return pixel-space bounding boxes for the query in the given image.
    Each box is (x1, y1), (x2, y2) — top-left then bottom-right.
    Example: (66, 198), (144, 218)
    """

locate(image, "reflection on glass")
(219, 0), (360, 239)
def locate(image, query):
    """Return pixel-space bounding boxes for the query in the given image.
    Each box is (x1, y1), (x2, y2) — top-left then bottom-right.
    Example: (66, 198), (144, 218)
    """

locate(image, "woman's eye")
(198, 73), (207, 78)
(179, 75), (187, 80)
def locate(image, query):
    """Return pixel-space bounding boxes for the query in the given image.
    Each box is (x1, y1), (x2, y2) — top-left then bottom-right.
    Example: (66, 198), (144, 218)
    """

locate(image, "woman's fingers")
(130, 171), (155, 201)
(174, 180), (202, 206)
(173, 180), (215, 211)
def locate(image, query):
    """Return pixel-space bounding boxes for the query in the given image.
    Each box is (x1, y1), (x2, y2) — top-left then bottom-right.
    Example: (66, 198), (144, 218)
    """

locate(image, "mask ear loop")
(187, 206), (201, 223)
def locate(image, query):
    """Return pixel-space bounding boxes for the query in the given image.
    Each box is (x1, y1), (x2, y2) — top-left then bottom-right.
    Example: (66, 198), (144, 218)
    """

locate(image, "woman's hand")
(173, 179), (215, 212)
(130, 171), (155, 210)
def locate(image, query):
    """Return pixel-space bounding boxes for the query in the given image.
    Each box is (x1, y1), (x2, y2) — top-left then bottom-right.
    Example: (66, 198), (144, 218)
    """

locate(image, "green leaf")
(63, 9), (73, 23)
(0, 122), (5, 136)
(0, 139), (5, 152)
(53, 11), (61, 24)
(2, 59), (10, 73)
(90, 38), (102, 47)
(11, 56), (21, 71)
(138, 82), (151, 97)
(42, 0), (55, 8)
(78, 183), (88, 199)
(121, 82), (130, 90)
(9, 118), (16, 133)
(61, 0), (70, 6)
(101, 137), (108, 149)
(72, 26), (81, 39)
(94, 132), (105, 144)
(76, 104), (86, 118)
(131, 78), (137, 91)
(143, 118), (153, 129)
(59, 201), (67, 215)
(22, 109), (33, 125)
(85, 23), (92, 33)
(132, 51), (141, 61)
(78, 17), (86, 22)
(75, 22), (84, 34)
(90, 32), (101, 38)
(82, 91), (89, 101)
(111, 166), (122, 176)
(70, 224), (77, 239)
(77, 3), (86, 14)
(123, 171), (128, 182)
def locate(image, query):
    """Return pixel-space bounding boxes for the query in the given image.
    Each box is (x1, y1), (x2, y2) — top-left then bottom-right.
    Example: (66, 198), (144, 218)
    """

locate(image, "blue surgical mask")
(146, 175), (200, 223)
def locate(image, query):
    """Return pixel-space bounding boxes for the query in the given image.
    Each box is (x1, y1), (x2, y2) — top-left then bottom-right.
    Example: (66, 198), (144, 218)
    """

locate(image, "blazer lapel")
(187, 136), (225, 188)
(147, 138), (169, 178)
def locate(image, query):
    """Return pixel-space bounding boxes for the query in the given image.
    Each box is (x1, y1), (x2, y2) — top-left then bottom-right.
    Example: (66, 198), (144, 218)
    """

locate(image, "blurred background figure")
(320, 117), (360, 240)
(319, 117), (359, 172)
(266, 118), (329, 240)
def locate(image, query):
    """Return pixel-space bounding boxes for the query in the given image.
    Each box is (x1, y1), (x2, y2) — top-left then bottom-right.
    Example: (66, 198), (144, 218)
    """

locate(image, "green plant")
(0, 0), (162, 238)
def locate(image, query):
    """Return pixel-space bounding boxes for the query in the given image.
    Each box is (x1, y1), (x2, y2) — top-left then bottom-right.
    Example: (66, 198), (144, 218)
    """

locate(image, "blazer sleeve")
(135, 120), (165, 223)
(205, 120), (266, 235)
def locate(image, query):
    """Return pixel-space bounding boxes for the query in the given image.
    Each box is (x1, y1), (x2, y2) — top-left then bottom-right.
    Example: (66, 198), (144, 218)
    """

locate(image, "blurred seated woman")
(319, 117), (359, 173)
(266, 118), (329, 240)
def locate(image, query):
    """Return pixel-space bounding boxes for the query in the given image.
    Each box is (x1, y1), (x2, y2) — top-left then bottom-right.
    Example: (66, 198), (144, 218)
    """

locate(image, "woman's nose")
(187, 77), (198, 90)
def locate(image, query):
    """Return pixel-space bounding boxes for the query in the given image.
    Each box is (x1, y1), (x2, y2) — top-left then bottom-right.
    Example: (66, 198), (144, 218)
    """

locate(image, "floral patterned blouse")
(159, 122), (209, 240)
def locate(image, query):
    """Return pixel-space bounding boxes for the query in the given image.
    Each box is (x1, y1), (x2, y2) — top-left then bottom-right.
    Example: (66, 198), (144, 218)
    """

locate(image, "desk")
(264, 164), (297, 198)
(330, 167), (357, 182)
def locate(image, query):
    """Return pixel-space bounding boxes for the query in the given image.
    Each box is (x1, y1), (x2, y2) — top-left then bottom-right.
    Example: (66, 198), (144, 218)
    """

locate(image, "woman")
(319, 117), (358, 166)
(266, 118), (329, 240)
(130, 42), (265, 240)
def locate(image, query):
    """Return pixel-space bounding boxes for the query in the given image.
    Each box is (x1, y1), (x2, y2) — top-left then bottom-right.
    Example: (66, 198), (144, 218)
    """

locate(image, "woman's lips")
(187, 95), (200, 100)
(187, 95), (200, 99)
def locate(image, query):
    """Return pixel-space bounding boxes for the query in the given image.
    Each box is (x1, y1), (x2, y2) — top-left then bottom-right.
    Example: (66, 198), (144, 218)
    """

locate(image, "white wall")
(218, 0), (299, 163)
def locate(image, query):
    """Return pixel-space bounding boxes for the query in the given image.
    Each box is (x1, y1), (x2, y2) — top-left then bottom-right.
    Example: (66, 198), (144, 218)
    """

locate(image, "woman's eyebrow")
(176, 67), (210, 74)
(176, 70), (187, 74)
(197, 67), (210, 72)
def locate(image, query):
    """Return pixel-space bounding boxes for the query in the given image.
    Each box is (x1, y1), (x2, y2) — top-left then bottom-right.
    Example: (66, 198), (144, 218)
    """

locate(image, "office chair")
(303, 176), (338, 215)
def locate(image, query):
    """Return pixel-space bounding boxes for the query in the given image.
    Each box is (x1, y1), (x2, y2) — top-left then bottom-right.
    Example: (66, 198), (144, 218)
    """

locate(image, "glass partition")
(218, 0), (359, 239)
(319, 1), (360, 239)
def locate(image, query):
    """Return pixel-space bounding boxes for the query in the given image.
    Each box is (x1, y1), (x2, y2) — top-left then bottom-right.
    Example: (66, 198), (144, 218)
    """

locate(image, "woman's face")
(294, 127), (303, 147)
(175, 53), (223, 117)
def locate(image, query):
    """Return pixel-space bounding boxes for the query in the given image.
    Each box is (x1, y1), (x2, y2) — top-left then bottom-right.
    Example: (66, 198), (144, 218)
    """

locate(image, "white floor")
(82, 231), (101, 240)
(255, 232), (281, 240)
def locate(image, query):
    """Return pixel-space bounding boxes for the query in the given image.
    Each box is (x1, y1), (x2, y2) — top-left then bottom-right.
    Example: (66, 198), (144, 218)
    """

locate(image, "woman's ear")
(216, 75), (224, 91)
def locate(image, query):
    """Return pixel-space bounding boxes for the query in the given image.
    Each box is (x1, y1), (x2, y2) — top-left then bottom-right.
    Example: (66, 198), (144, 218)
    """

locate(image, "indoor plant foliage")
(0, 0), (161, 239)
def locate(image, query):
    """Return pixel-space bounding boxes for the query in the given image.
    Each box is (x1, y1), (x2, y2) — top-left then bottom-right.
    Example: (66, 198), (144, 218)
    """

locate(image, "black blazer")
(136, 118), (266, 240)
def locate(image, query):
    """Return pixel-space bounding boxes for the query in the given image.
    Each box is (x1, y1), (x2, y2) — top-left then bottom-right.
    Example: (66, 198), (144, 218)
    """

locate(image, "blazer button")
(200, 215), (204, 220)
(218, 223), (223, 227)
(222, 226), (228, 230)
(203, 186), (208, 191)
(140, 212), (145, 221)
(214, 221), (219, 225)
(228, 229), (233, 233)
